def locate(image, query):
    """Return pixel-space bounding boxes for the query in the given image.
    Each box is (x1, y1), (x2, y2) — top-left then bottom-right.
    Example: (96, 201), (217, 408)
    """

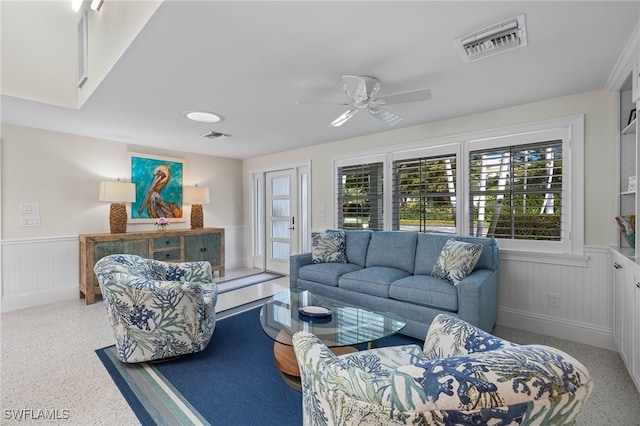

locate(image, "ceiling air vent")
(455, 14), (527, 62)
(201, 130), (230, 140)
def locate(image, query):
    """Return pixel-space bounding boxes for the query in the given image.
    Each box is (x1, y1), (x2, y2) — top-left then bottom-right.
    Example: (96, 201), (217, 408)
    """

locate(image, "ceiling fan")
(300, 75), (432, 127)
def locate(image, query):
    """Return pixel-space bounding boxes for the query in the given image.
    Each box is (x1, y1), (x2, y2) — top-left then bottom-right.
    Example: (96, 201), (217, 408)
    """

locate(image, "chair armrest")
(338, 344), (424, 374)
(422, 313), (515, 359)
(293, 332), (390, 403)
(289, 252), (313, 288)
(155, 259), (213, 283)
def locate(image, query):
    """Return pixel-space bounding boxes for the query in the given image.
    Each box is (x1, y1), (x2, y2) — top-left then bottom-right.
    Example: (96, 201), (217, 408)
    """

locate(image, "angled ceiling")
(2, 1), (638, 159)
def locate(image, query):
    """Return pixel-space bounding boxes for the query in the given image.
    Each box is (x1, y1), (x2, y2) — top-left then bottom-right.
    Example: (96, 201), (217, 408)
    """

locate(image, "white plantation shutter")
(392, 154), (457, 233)
(337, 161), (384, 230)
(469, 139), (563, 241)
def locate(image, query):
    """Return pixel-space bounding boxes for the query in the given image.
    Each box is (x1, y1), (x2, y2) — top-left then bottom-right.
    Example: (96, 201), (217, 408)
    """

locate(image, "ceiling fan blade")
(368, 106), (403, 126)
(373, 88), (431, 105)
(330, 108), (359, 127)
(296, 100), (351, 106)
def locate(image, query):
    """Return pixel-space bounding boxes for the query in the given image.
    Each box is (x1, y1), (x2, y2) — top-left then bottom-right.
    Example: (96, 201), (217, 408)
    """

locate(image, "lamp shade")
(99, 181), (136, 203)
(184, 186), (210, 204)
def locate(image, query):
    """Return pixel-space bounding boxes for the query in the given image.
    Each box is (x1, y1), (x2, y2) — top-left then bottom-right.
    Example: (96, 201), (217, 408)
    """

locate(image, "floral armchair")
(293, 314), (592, 425)
(94, 254), (217, 363)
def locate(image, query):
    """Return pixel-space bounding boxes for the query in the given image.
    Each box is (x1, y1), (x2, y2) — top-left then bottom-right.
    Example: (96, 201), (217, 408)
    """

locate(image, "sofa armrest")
(289, 252), (313, 288)
(456, 268), (498, 332)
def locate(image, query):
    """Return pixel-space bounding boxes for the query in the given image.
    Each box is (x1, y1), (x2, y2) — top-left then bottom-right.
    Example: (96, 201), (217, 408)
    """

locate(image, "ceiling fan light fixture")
(183, 110), (223, 124)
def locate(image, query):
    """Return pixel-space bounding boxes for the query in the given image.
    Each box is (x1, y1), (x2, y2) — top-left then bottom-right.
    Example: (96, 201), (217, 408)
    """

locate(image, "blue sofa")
(290, 230), (499, 339)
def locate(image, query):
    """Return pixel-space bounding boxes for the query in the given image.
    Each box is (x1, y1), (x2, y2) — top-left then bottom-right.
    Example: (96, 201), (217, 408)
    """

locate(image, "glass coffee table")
(259, 288), (406, 391)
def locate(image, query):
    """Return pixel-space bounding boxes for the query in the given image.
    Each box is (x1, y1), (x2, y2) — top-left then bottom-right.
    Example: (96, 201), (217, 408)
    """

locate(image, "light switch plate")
(20, 203), (40, 214)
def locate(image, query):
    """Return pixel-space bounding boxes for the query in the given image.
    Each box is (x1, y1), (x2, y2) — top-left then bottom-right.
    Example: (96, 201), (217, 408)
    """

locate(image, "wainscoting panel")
(1, 236), (79, 313)
(222, 226), (245, 271)
(496, 246), (615, 350)
(1, 226), (245, 312)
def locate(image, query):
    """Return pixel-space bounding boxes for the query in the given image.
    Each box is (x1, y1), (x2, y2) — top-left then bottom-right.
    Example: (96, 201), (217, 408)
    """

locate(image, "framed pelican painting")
(128, 153), (186, 223)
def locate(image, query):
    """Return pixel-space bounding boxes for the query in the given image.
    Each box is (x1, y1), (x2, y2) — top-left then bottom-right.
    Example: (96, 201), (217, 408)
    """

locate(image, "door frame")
(251, 162), (311, 272)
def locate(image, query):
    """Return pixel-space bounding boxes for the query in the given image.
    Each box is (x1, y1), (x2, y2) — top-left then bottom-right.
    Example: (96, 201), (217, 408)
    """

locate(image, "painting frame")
(128, 152), (186, 223)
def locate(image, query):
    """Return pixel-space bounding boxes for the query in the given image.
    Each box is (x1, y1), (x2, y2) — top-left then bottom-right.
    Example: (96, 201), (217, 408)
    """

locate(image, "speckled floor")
(1, 272), (638, 425)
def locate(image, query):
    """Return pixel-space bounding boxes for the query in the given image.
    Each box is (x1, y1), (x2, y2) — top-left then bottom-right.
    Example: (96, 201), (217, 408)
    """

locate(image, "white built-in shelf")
(621, 190), (637, 195)
(622, 118), (637, 135)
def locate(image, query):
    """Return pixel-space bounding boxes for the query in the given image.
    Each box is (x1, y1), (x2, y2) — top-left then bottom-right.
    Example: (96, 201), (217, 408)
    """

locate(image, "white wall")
(243, 89), (619, 349)
(0, 124), (244, 311)
(244, 90), (617, 247)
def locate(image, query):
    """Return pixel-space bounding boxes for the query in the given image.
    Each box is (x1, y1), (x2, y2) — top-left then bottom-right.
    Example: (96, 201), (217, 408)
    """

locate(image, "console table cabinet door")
(185, 233), (224, 276)
(94, 239), (149, 263)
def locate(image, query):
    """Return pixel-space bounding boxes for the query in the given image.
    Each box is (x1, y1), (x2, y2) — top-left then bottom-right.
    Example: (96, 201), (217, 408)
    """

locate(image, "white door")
(265, 169), (298, 274)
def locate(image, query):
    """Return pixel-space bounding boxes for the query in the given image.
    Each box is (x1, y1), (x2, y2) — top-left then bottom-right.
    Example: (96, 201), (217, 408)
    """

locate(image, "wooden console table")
(79, 227), (225, 304)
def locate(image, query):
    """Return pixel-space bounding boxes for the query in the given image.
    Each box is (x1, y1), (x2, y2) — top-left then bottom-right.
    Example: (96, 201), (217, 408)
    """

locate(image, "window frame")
(464, 127), (571, 253)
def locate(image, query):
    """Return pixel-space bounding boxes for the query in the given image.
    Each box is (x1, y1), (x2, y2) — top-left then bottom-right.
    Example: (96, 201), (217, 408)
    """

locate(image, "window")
(392, 153), (457, 233)
(469, 140), (563, 241)
(333, 116), (582, 255)
(337, 161), (384, 230)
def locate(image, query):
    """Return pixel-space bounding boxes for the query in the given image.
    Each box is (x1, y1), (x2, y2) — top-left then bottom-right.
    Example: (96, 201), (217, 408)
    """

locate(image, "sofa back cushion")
(365, 231), (417, 273)
(414, 233), (498, 275)
(344, 230), (372, 267)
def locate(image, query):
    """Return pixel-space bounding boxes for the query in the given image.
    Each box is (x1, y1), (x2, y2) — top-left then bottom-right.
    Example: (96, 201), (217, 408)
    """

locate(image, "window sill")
(499, 249), (589, 267)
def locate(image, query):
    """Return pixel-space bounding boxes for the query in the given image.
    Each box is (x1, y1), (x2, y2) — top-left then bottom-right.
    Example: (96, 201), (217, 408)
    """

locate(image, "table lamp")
(99, 179), (136, 233)
(184, 185), (210, 229)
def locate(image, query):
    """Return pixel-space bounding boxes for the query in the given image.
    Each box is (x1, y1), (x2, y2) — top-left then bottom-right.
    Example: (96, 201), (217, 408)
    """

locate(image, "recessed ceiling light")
(183, 110), (223, 124)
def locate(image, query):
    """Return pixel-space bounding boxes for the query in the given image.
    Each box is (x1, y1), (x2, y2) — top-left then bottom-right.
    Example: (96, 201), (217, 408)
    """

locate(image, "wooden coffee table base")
(273, 341), (357, 392)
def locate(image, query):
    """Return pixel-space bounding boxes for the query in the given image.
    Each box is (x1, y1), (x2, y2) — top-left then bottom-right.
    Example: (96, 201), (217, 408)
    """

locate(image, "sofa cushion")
(431, 238), (483, 286)
(415, 233), (497, 275)
(365, 231), (417, 273)
(389, 275), (458, 312)
(298, 263), (362, 287)
(312, 230), (347, 263)
(344, 230), (372, 267)
(339, 266), (410, 297)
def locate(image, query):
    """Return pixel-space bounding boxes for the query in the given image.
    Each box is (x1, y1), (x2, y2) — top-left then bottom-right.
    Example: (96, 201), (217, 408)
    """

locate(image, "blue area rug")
(96, 306), (422, 425)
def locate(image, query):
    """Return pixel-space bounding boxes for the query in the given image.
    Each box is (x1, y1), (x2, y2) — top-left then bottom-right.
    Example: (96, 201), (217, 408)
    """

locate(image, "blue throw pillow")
(431, 238), (483, 286)
(311, 231), (347, 264)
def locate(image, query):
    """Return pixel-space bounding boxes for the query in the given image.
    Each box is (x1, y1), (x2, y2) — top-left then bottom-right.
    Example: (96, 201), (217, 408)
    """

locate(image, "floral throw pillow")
(311, 231), (347, 264)
(432, 239), (483, 286)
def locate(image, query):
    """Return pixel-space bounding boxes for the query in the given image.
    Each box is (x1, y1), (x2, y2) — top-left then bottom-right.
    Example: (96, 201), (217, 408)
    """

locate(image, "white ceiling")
(2, 1), (638, 160)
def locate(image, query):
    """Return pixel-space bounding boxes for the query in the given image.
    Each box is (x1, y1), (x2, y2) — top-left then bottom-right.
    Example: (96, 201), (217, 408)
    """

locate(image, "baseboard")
(497, 307), (616, 351)
(0, 286), (79, 313)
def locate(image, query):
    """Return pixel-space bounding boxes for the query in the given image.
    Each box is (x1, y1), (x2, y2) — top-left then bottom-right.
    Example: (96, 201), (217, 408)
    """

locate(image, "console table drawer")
(153, 249), (182, 261)
(153, 237), (181, 249)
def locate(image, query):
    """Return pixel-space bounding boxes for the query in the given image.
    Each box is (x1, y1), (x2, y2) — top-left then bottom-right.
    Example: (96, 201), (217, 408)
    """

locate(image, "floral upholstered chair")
(293, 314), (592, 425)
(94, 254), (217, 363)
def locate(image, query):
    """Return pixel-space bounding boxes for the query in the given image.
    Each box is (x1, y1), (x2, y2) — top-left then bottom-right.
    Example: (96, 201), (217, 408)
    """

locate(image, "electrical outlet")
(548, 292), (560, 307)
